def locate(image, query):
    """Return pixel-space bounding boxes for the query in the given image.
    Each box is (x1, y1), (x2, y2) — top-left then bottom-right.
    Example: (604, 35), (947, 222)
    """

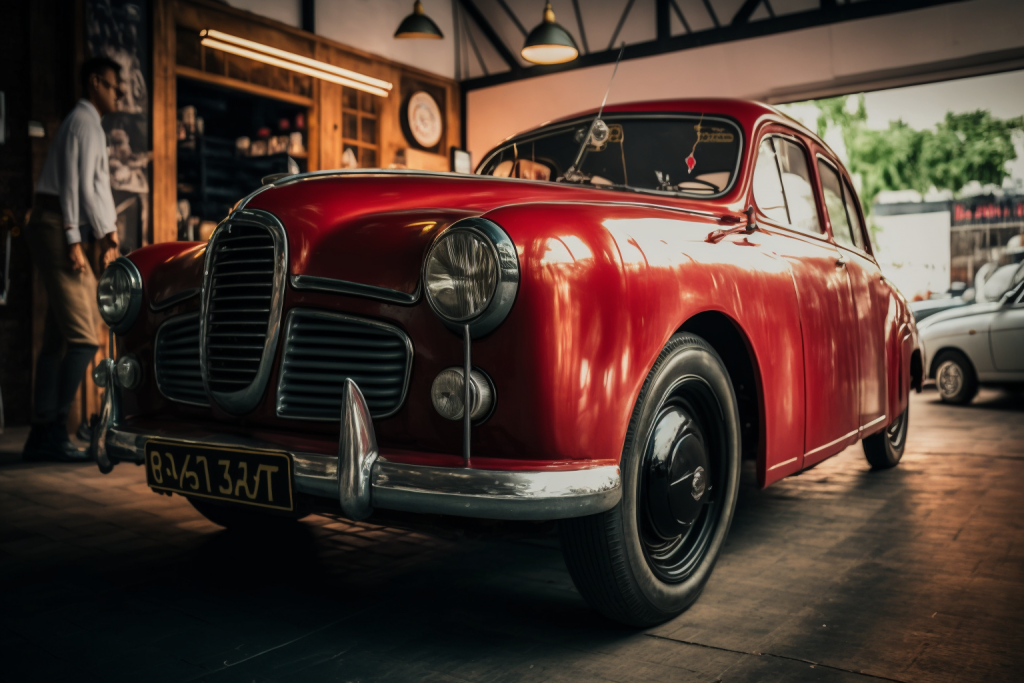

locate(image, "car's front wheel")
(862, 406), (908, 469)
(558, 334), (741, 627)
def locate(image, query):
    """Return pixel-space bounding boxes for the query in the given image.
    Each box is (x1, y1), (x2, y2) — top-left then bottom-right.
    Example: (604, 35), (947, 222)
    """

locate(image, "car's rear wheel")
(558, 334), (741, 627)
(863, 406), (908, 469)
(934, 350), (979, 405)
(188, 497), (308, 532)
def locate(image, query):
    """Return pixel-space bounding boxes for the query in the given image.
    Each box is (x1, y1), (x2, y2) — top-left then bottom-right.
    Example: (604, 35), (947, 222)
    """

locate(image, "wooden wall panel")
(152, 0), (177, 245)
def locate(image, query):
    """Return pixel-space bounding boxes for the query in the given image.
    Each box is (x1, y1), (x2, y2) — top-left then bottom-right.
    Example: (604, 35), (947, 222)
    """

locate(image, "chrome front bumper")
(101, 379), (621, 521)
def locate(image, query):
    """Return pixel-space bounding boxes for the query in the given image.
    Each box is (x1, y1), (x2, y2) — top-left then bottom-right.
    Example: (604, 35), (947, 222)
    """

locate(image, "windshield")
(478, 114), (743, 198)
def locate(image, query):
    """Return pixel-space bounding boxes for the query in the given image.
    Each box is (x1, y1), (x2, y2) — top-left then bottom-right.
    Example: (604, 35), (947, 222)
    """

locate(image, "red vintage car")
(92, 98), (921, 626)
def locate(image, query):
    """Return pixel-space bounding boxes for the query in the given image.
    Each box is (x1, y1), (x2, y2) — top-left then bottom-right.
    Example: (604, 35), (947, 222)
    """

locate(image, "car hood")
(918, 300), (1001, 336)
(241, 172), (730, 297)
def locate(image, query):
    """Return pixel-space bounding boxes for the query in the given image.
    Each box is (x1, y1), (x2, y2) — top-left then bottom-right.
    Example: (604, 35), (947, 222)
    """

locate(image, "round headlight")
(97, 258), (142, 333)
(424, 230), (498, 321)
(423, 219), (519, 338)
(115, 355), (143, 390)
(430, 367), (495, 422)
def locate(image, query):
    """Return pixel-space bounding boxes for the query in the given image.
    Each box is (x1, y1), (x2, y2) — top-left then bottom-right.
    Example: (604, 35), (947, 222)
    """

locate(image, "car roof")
(496, 98), (834, 161)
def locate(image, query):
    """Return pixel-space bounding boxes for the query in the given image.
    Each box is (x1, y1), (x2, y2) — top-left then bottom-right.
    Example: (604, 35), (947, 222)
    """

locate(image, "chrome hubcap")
(937, 360), (963, 399)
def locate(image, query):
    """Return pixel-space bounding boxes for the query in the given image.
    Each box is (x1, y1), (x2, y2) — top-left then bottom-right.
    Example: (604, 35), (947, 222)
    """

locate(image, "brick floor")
(1, 387), (1022, 682)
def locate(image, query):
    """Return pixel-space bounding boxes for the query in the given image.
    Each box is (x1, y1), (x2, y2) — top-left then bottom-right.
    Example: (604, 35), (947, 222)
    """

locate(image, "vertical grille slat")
(204, 221), (277, 396)
(276, 310), (412, 420)
(155, 314), (209, 407)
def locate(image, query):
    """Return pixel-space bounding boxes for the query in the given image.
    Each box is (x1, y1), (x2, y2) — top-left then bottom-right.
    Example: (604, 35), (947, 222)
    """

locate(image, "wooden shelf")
(176, 65), (313, 106)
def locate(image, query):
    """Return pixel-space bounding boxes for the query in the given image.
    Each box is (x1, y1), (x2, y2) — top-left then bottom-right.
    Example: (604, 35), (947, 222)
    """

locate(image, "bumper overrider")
(92, 363), (621, 521)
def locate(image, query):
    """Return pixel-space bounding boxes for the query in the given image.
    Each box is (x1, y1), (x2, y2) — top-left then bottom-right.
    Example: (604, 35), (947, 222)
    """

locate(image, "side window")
(774, 139), (821, 234)
(842, 178), (867, 251)
(817, 160), (855, 248)
(753, 139), (789, 225)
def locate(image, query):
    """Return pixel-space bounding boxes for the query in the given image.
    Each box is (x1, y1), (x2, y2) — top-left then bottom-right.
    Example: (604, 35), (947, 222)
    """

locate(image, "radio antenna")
(563, 43), (626, 182)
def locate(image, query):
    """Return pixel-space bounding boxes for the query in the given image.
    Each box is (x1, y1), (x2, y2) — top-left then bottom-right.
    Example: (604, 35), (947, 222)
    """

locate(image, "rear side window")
(753, 139), (789, 225)
(843, 178), (867, 251)
(818, 160), (855, 248)
(775, 139), (820, 235)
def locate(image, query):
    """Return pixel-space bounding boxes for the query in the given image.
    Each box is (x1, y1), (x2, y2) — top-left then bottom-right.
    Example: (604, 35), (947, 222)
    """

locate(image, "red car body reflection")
(121, 99), (920, 488)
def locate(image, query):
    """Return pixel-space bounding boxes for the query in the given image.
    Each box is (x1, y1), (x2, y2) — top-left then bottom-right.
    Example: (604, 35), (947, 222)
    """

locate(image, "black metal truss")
(460, 0), (967, 92)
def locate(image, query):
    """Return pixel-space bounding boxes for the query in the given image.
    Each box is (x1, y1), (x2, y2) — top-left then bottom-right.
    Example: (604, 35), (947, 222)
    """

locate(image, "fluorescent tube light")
(200, 30), (392, 97)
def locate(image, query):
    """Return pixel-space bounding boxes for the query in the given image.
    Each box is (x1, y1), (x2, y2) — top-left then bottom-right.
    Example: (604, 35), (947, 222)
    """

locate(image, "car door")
(751, 132), (860, 466)
(816, 157), (888, 434)
(990, 280), (1024, 371)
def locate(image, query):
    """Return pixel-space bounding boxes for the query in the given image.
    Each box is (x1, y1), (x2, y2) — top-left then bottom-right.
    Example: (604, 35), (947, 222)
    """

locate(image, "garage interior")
(1, 1), (1023, 681)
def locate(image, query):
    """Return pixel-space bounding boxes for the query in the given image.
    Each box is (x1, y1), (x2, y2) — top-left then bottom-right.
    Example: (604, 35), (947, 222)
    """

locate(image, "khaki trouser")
(25, 194), (101, 347)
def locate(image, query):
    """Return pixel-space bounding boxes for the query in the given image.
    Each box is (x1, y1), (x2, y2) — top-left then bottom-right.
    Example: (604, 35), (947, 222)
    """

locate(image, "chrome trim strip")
(275, 308), (414, 421)
(154, 312), (210, 408)
(804, 428), (859, 458)
(103, 425), (621, 521)
(859, 414), (887, 432)
(290, 274), (419, 305)
(200, 209), (288, 415)
(150, 287), (200, 311)
(767, 456), (799, 472)
(372, 462), (621, 521)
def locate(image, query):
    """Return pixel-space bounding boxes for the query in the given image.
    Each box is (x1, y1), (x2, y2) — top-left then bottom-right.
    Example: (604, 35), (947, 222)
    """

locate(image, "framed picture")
(450, 147), (472, 174)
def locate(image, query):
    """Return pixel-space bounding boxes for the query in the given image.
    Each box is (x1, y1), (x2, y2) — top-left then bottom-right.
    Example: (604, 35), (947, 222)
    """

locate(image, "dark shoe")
(21, 425), (52, 461)
(55, 435), (92, 462)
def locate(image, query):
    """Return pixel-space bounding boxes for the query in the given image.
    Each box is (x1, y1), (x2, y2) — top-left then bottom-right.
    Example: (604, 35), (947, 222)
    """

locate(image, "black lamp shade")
(521, 3), (578, 64)
(395, 1), (444, 39)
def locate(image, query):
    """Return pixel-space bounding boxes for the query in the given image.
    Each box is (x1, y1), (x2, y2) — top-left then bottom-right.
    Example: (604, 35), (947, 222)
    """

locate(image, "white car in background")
(919, 262), (1024, 404)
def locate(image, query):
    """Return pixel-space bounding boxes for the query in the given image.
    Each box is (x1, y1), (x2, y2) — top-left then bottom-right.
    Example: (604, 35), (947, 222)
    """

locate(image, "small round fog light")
(92, 358), (114, 388)
(115, 355), (143, 390)
(430, 367), (494, 421)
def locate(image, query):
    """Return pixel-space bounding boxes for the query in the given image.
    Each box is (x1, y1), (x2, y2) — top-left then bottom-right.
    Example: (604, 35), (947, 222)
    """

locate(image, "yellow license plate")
(144, 439), (294, 512)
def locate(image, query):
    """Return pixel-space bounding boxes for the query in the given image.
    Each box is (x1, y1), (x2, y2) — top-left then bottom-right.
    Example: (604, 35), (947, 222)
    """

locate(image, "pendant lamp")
(521, 2), (578, 65)
(395, 1), (444, 39)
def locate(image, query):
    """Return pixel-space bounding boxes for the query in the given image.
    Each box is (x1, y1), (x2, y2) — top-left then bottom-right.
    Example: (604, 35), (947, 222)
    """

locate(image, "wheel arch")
(677, 311), (764, 475)
(928, 345), (975, 379)
(910, 348), (924, 392)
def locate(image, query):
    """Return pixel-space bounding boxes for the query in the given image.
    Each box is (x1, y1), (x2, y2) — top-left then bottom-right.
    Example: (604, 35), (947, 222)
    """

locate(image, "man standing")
(22, 57), (123, 461)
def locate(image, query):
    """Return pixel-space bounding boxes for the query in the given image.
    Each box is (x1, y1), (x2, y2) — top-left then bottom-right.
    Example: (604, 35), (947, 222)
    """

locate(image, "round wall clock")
(407, 91), (443, 148)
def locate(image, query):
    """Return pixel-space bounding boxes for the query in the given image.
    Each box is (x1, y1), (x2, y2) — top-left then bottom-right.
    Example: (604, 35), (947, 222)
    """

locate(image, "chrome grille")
(201, 210), (287, 414)
(154, 313), (208, 406)
(277, 310), (413, 420)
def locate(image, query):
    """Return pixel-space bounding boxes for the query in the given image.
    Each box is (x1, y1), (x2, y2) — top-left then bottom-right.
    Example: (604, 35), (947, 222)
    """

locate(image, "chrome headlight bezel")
(422, 218), (519, 338)
(97, 257), (143, 333)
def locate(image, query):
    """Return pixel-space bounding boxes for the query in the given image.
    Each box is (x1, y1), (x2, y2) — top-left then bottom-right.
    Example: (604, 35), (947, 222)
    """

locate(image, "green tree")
(811, 96), (1023, 219)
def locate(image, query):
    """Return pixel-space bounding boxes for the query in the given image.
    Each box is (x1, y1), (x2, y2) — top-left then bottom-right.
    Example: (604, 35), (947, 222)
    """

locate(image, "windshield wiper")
(559, 44), (625, 184)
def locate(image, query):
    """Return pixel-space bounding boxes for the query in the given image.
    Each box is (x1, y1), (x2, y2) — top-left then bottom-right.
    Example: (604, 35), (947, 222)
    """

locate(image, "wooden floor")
(1, 387), (1022, 682)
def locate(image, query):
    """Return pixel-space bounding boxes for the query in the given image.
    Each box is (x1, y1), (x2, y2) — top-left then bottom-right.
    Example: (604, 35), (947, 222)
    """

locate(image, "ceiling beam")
(656, 0), (670, 42)
(456, 0), (522, 74)
(732, 0), (762, 26)
(670, 0), (692, 34)
(462, 0), (967, 91)
(571, 0), (590, 54)
(494, 0), (527, 37)
(608, 0), (636, 51)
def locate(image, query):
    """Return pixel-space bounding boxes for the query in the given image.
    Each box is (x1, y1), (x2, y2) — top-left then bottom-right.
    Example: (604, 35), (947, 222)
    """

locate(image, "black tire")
(934, 350), (979, 405)
(188, 497), (308, 532)
(863, 406), (908, 469)
(558, 333), (742, 627)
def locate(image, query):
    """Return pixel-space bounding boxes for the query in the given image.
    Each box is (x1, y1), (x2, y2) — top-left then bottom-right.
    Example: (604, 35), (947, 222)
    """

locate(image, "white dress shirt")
(35, 99), (118, 245)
